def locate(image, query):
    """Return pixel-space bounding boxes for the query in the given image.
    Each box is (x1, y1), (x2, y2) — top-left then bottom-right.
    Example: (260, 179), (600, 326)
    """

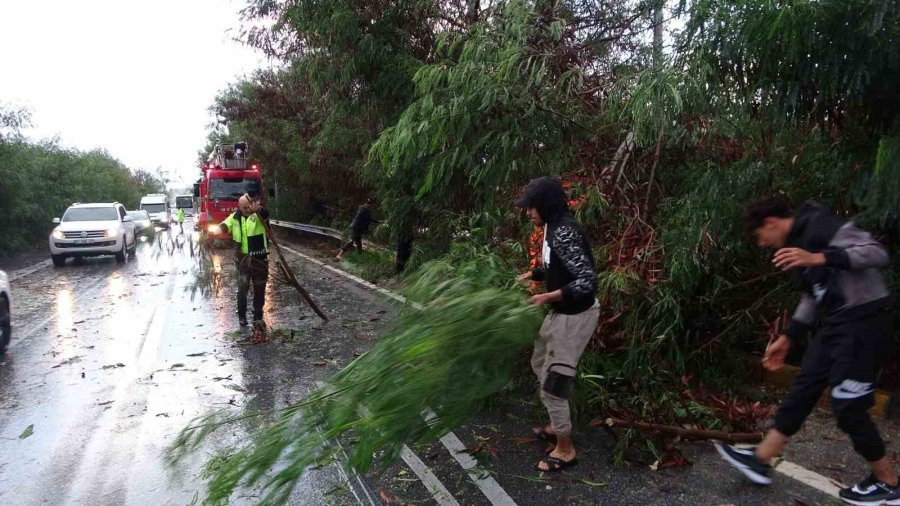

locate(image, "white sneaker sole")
(714, 442), (773, 485)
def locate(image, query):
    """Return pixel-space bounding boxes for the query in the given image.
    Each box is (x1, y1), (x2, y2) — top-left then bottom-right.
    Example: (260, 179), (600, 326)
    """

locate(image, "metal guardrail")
(269, 219), (389, 253)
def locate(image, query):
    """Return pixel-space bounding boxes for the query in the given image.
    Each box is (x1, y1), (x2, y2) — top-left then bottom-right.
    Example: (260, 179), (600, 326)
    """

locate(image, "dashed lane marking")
(735, 444), (843, 498)
(424, 410), (518, 506)
(776, 459), (842, 498)
(398, 445), (462, 506)
(313, 380), (460, 506)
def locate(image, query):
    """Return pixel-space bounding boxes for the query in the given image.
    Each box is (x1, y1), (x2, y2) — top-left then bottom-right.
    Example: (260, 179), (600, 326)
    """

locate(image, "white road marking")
(399, 445), (462, 506)
(313, 381), (461, 506)
(735, 444), (843, 498)
(8, 259), (53, 281)
(278, 244), (421, 309)
(424, 410), (518, 506)
(776, 459), (843, 497)
(270, 220), (388, 253)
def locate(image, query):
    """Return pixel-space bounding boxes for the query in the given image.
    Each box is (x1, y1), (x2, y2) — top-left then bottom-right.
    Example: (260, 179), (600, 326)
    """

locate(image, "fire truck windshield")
(210, 178), (261, 200)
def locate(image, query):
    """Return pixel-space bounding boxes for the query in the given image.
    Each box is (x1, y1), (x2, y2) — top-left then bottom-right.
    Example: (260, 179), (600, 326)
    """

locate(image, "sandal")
(536, 455), (578, 473)
(532, 427), (557, 444)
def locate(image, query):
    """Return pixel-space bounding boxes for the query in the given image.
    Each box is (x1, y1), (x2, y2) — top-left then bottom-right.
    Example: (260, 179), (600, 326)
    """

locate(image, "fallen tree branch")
(262, 220), (328, 321)
(592, 417), (763, 444)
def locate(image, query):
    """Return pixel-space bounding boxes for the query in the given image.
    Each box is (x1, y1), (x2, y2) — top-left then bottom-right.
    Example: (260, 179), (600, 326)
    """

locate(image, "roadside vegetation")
(0, 103), (166, 256)
(203, 0), (900, 442)
(178, 0), (900, 494)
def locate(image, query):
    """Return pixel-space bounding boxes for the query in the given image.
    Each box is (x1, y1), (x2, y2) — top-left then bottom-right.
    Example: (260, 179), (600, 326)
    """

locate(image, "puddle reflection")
(55, 287), (74, 334)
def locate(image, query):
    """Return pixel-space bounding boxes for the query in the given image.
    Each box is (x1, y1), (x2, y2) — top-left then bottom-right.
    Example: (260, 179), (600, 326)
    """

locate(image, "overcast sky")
(1, 0), (266, 188)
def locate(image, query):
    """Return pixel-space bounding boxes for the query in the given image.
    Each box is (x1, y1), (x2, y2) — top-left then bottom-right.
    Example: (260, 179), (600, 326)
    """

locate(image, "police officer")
(219, 193), (269, 327)
(176, 207), (185, 234)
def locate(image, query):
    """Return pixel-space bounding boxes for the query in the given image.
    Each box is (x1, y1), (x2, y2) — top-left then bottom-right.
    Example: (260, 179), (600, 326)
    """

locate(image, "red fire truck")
(194, 142), (269, 239)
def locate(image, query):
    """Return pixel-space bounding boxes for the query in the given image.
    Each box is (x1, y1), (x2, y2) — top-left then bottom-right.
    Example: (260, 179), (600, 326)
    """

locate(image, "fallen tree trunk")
(592, 417), (763, 444)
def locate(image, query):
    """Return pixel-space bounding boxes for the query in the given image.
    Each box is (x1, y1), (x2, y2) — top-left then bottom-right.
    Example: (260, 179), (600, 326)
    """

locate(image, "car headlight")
(106, 227), (120, 238)
(52, 228), (65, 240)
(207, 224), (220, 234)
(141, 220), (151, 227)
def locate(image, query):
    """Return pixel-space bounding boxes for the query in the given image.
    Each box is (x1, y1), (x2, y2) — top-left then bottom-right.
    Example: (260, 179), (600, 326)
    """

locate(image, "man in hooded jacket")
(716, 197), (898, 505)
(516, 176), (600, 473)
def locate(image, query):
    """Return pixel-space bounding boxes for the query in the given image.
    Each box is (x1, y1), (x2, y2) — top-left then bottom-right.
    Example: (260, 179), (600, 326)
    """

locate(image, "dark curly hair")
(744, 196), (792, 230)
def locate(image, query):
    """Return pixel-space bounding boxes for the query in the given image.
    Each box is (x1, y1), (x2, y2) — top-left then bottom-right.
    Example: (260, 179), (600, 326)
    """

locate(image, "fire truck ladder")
(209, 142), (249, 170)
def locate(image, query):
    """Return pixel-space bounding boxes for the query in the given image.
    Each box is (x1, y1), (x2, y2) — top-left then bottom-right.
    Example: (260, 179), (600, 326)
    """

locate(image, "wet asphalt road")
(1, 225), (899, 505)
(0, 229), (380, 505)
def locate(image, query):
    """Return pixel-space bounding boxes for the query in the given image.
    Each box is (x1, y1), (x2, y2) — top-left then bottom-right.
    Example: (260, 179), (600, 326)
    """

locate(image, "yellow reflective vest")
(220, 212), (268, 256)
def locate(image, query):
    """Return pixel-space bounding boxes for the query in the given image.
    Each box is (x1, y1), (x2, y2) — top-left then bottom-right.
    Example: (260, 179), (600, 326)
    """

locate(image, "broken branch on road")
(593, 417), (763, 444)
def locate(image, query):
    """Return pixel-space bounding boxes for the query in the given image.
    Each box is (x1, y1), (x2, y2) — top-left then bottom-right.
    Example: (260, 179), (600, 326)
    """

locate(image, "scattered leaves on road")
(52, 355), (84, 368)
(19, 424), (34, 439)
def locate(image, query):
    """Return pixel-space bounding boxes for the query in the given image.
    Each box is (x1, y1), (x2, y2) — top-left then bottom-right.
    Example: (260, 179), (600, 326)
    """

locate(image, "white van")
(140, 194), (169, 228)
(175, 194), (195, 217)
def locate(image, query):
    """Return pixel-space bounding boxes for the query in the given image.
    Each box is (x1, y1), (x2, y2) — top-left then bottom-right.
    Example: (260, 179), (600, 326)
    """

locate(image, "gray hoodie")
(785, 202), (891, 341)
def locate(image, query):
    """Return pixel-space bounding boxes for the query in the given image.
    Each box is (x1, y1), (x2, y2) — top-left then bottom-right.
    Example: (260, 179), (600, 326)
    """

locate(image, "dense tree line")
(0, 105), (165, 256)
(205, 0), (900, 454)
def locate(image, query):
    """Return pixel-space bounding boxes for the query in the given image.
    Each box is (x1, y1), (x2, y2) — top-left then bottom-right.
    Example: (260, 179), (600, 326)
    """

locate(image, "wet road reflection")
(55, 286), (75, 334)
(0, 231), (365, 505)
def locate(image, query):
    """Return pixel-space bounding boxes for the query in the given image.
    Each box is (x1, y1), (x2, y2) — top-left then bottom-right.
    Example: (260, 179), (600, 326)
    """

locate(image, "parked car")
(49, 202), (137, 266)
(128, 210), (153, 237)
(0, 270), (9, 354)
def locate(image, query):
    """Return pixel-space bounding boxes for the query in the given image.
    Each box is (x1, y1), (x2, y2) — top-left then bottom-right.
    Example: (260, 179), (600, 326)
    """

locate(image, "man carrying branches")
(219, 193), (270, 328)
(516, 176), (600, 473)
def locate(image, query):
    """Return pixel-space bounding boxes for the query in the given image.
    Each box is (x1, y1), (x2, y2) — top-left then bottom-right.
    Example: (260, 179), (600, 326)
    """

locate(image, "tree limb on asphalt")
(262, 220), (328, 321)
(592, 417), (763, 444)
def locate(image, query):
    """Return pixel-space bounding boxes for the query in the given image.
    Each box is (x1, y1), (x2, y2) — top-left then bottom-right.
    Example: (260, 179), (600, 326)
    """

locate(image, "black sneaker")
(238, 316), (248, 327)
(839, 474), (900, 505)
(714, 442), (773, 485)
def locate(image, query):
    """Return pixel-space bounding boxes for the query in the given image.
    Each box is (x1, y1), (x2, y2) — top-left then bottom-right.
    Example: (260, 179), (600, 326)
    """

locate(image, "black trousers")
(396, 237), (413, 273)
(236, 253), (268, 321)
(341, 230), (363, 253)
(773, 310), (893, 461)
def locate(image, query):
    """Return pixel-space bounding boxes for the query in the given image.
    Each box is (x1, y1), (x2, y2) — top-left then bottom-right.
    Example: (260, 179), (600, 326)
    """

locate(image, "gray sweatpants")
(531, 300), (600, 436)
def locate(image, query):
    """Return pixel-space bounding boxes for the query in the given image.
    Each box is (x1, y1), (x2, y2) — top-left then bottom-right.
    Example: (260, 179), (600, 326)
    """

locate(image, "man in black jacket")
(716, 197), (898, 505)
(337, 199), (379, 259)
(516, 176), (599, 473)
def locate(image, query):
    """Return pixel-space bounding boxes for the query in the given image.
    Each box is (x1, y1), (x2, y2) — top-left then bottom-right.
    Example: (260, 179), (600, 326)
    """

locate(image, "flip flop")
(536, 455), (578, 473)
(532, 427), (557, 444)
